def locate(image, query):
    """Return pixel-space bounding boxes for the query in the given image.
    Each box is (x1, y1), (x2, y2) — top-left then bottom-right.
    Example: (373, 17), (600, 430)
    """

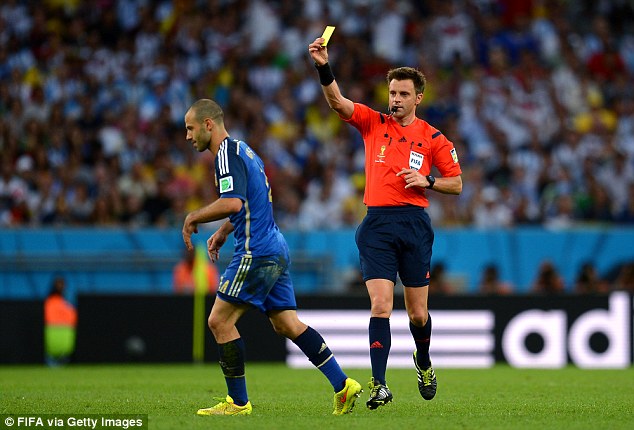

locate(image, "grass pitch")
(1, 364), (633, 430)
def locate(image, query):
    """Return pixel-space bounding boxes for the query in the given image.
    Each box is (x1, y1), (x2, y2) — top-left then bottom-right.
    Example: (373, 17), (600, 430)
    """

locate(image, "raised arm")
(308, 37), (355, 120)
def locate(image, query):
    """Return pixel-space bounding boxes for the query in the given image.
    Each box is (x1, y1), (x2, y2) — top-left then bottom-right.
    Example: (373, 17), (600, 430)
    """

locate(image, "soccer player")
(308, 38), (463, 408)
(181, 99), (362, 416)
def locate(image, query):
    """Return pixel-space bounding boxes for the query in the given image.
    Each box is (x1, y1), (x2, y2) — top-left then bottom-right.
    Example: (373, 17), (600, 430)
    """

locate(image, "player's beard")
(195, 132), (212, 152)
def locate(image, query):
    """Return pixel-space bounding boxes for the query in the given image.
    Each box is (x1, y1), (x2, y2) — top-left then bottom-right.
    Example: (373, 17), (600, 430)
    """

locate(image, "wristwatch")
(425, 175), (435, 189)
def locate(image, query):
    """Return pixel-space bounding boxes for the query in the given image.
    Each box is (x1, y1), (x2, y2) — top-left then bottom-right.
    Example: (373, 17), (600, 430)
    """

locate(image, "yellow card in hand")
(321, 26), (336, 46)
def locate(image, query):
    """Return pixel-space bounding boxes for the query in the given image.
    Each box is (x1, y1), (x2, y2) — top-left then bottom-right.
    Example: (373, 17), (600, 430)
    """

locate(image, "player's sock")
(410, 314), (432, 369)
(293, 326), (347, 392)
(218, 338), (248, 406)
(369, 317), (391, 385)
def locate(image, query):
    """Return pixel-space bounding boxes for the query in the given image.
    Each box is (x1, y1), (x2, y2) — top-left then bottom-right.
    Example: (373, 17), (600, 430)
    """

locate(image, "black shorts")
(355, 206), (434, 287)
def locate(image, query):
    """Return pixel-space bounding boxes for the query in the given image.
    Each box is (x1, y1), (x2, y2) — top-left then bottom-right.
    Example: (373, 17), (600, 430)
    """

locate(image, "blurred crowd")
(1, 0), (634, 231)
(428, 259), (634, 295)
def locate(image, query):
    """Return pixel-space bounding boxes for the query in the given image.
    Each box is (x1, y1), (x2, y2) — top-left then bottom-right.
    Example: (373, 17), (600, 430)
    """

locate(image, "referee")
(309, 37), (463, 409)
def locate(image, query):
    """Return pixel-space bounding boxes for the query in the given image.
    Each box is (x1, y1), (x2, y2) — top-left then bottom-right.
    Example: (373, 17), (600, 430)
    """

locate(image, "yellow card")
(321, 26), (336, 46)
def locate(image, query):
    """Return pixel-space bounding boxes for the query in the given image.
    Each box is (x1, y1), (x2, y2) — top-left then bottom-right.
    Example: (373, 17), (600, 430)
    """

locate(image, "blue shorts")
(355, 206), (434, 287)
(217, 252), (297, 314)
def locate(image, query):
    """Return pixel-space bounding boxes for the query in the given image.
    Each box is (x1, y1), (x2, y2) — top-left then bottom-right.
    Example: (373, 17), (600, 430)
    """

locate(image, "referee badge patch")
(220, 176), (234, 193)
(409, 151), (423, 170)
(450, 148), (459, 163)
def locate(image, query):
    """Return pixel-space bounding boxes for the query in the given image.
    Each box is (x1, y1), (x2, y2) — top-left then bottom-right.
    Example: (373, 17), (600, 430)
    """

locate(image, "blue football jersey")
(215, 137), (288, 257)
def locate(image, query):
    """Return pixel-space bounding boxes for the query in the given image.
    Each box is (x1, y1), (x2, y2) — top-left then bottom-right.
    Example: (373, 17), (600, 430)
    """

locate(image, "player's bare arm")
(182, 197), (242, 251)
(207, 220), (234, 262)
(396, 168), (462, 195)
(308, 38), (354, 120)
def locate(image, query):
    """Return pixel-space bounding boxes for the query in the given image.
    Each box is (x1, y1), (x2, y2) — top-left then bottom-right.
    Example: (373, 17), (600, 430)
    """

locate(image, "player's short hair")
(190, 99), (224, 124)
(386, 67), (426, 95)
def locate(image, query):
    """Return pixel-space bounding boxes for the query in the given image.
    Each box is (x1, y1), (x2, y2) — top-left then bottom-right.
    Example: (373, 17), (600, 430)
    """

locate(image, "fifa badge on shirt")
(409, 151), (423, 170)
(220, 176), (234, 193)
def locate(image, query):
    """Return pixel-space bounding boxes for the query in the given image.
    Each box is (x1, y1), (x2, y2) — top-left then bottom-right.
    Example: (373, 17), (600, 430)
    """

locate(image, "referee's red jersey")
(344, 103), (462, 207)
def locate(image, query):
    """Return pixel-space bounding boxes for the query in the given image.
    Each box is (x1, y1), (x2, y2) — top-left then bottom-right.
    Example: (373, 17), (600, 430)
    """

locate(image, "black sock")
(293, 326), (347, 392)
(410, 314), (432, 368)
(369, 317), (391, 385)
(218, 338), (248, 406)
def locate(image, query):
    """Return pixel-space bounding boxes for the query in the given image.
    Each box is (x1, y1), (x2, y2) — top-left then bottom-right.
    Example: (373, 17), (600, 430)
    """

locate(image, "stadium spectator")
(531, 260), (566, 294)
(44, 276), (77, 366)
(573, 262), (610, 294)
(341, 172), (367, 227)
(172, 247), (219, 295)
(429, 0), (474, 68)
(616, 183), (634, 223)
(0, 156), (28, 226)
(297, 163), (353, 230)
(478, 263), (514, 295)
(429, 262), (455, 296)
(371, 0), (407, 64)
(613, 261), (634, 293)
(543, 193), (576, 230)
(473, 186), (514, 229)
